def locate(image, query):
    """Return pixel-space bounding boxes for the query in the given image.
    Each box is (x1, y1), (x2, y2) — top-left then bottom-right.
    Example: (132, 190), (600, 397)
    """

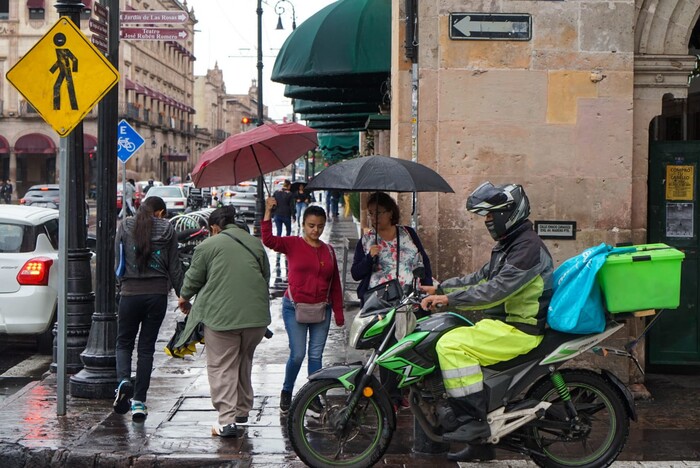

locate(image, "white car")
(0, 205), (59, 353)
(143, 185), (188, 216)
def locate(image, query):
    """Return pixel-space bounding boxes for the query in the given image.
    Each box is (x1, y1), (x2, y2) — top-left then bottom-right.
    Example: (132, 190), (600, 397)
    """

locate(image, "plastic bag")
(547, 243), (612, 334)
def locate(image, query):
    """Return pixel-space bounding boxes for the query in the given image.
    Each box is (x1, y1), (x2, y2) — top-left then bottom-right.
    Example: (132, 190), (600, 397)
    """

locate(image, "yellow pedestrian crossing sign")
(6, 17), (119, 137)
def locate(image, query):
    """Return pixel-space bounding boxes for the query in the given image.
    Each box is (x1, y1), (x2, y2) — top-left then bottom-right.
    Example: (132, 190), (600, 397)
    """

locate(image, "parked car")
(20, 184), (90, 226)
(143, 185), (188, 216)
(0, 205), (59, 353)
(220, 183), (258, 218)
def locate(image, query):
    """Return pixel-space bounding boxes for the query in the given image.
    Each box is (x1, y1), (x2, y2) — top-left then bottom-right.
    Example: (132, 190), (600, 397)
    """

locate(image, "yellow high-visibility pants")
(436, 319), (543, 398)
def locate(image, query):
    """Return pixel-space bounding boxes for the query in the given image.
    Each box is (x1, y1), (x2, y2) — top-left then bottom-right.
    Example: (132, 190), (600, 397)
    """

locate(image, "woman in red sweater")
(263, 197), (344, 414)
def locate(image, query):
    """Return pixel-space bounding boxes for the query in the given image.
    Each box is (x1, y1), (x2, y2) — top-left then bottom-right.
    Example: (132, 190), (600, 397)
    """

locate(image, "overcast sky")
(188, 0), (336, 121)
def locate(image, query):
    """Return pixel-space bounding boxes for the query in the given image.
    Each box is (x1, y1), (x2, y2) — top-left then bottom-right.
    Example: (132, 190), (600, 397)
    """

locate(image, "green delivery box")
(598, 243), (684, 313)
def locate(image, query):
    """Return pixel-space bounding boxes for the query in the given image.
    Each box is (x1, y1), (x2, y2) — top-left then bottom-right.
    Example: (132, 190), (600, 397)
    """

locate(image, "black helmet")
(467, 182), (530, 240)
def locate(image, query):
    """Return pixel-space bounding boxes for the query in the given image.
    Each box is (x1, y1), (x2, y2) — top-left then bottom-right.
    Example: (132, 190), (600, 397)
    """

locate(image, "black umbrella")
(304, 155), (454, 193)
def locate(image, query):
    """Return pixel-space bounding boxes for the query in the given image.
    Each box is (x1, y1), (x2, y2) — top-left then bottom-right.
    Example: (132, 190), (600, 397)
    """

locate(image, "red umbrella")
(191, 122), (318, 189)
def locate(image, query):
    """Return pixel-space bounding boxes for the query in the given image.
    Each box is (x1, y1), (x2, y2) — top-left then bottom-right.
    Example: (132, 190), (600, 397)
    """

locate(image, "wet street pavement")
(0, 213), (699, 466)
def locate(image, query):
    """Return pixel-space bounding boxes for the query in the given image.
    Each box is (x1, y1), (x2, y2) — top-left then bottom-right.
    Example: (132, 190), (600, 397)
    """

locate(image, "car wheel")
(36, 310), (57, 355)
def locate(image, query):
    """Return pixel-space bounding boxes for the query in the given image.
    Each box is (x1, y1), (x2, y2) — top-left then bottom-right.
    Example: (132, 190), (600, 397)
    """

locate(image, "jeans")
(116, 294), (168, 402)
(273, 215), (292, 236)
(295, 202), (307, 226)
(281, 296), (332, 393)
(330, 197), (340, 217)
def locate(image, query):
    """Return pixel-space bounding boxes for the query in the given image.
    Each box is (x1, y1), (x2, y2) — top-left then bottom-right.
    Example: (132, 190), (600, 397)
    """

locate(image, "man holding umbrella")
(272, 180), (296, 236)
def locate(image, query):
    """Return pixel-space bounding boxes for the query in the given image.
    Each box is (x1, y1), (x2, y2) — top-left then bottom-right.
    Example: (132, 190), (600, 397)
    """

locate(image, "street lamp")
(275, 0), (296, 30)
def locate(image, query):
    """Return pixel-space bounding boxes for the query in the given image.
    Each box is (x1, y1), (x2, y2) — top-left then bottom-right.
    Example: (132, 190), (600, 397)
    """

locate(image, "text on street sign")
(5, 17), (119, 137)
(449, 13), (531, 41)
(120, 10), (189, 24)
(534, 221), (576, 240)
(89, 18), (108, 37)
(120, 27), (188, 41)
(93, 1), (109, 20)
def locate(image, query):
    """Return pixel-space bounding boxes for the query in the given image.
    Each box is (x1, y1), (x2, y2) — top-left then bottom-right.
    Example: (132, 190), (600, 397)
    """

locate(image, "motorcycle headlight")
(349, 313), (379, 348)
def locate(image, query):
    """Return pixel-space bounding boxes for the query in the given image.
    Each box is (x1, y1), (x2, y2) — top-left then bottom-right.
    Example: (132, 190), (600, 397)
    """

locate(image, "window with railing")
(127, 102), (139, 119)
(158, 114), (164, 125)
(143, 109), (150, 123)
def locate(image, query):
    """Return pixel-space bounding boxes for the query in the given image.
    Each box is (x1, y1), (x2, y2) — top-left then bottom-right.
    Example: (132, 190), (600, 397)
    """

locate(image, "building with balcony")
(0, 0), (197, 197)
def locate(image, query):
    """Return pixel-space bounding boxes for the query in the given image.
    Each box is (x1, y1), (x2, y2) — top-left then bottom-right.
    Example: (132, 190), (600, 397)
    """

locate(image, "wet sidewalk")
(1, 214), (700, 467)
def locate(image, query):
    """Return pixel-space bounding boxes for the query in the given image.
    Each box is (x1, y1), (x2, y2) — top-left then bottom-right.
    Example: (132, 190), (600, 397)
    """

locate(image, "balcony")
(126, 103), (140, 120)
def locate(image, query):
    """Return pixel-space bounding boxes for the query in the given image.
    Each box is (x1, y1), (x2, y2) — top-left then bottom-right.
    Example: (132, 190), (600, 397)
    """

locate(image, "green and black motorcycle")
(287, 269), (637, 468)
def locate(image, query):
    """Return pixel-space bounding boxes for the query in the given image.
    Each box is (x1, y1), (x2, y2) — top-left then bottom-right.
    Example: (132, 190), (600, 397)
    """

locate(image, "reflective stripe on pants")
(436, 319), (543, 398)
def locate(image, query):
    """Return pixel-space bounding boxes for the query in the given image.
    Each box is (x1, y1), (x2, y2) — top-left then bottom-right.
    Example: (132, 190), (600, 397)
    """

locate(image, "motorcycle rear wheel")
(287, 378), (395, 468)
(525, 370), (629, 468)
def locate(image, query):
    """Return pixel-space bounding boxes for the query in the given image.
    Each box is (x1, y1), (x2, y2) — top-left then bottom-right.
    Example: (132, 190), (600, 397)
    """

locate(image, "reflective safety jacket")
(439, 220), (553, 335)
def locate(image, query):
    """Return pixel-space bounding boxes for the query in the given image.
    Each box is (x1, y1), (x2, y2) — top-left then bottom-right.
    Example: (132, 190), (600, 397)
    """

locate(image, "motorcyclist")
(420, 182), (554, 462)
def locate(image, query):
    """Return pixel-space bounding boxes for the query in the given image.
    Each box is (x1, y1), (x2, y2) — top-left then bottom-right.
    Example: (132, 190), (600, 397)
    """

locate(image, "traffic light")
(241, 116), (255, 125)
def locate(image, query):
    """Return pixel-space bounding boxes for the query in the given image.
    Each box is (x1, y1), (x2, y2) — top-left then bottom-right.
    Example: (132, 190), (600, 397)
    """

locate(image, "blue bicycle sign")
(117, 119), (145, 163)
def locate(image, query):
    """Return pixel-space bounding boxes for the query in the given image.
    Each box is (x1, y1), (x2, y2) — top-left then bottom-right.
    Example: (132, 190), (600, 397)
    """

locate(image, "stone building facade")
(390, 0), (700, 375)
(0, 0), (197, 197)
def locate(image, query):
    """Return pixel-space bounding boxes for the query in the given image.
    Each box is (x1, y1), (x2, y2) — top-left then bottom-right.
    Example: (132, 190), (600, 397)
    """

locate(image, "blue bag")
(116, 241), (126, 278)
(547, 243), (632, 334)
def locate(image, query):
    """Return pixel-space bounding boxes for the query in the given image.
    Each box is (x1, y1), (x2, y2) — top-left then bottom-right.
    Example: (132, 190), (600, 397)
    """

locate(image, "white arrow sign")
(449, 13), (531, 41)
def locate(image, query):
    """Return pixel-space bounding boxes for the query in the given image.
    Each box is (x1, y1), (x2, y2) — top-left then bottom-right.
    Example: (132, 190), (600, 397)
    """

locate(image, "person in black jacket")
(113, 196), (184, 422)
(272, 180), (295, 236)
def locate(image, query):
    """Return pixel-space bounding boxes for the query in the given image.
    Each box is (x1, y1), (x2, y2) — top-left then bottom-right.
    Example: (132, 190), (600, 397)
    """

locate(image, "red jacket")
(262, 220), (344, 326)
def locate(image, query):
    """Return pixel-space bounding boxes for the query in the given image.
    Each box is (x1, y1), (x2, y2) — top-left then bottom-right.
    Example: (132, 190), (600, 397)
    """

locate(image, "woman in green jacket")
(178, 206), (271, 438)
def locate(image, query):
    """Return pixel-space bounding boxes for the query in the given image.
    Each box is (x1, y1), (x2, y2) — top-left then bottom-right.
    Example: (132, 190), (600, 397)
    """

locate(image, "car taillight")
(224, 191), (233, 197)
(19, 198), (26, 204)
(17, 257), (54, 286)
(175, 201), (184, 206)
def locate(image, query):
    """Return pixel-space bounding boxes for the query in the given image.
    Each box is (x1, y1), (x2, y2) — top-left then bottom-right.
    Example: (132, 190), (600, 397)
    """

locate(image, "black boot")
(442, 391), (491, 443)
(447, 443), (496, 462)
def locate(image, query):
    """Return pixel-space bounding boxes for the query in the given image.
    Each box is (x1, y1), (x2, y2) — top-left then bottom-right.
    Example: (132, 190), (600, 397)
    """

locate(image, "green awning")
(285, 85), (384, 103)
(271, 0), (390, 88)
(318, 132), (360, 162)
(300, 112), (370, 122)
(293, 99), (379, 115)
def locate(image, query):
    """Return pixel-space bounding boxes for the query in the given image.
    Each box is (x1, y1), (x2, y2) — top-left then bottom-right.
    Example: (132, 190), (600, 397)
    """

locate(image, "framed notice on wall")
(666, 202), (694, 238)
(665, 164), (694, 201)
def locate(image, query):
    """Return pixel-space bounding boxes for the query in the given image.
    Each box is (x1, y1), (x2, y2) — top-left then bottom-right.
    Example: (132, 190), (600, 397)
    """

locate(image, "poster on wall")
(665, 165), (694, 201)
(666, 202), (694, 238)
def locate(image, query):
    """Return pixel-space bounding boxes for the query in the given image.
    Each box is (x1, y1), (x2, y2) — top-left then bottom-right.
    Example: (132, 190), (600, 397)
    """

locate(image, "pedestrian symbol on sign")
(50, 32), (79, 110)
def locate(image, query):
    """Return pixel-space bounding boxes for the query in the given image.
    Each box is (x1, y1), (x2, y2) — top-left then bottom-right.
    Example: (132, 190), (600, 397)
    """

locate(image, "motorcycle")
(287, 268), (639, 468)
(176, 227), (209, 271)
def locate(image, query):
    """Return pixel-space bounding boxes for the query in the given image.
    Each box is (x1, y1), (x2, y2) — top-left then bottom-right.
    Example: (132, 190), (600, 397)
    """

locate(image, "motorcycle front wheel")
(287, 378), (396, 468)
(525, 370), (630, 468)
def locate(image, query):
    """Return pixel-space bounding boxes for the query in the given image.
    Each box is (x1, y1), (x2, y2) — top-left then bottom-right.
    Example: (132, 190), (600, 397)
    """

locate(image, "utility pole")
(51, 0), (94, 413)
(253, 0), (265, 237)
(70, 0), (120, 399)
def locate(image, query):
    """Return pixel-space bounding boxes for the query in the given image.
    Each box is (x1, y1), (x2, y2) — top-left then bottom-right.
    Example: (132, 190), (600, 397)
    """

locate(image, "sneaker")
(211, 423), (238, 438)
(308, 396), (324, 416)
(113, 379), (133, 415)
(131, 400), (148, 422)
(234, 416), (248, 424)
(280, 390), (292, 414)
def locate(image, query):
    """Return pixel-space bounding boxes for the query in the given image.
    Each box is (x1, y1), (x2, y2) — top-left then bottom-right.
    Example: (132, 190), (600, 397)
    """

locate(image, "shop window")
(29, 8), (45, 20)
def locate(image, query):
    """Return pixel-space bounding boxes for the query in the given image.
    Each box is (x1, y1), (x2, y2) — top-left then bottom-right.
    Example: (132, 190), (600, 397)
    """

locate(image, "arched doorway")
(14, 133), (57, 196)
(635, 0), (700, 369)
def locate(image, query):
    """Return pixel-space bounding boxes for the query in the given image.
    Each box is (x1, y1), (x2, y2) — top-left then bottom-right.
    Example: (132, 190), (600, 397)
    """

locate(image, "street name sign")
(94, 1), (108, 21)
(117, 119), (145, 163)
(120, 10), (188, 23)
(120, 27), (188, 41)
(89, 18), (108, 37)
(449, 13), (531, 41)
(5, 17), (119, 137)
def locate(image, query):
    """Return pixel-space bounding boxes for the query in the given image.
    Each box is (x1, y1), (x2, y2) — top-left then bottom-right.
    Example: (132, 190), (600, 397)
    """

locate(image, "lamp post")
(275, 0), (296, 31)
(253, 0), (265, 237)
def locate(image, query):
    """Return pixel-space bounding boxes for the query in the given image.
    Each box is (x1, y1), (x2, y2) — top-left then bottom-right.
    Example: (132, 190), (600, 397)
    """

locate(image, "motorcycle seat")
(485, 328), (589, 372)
